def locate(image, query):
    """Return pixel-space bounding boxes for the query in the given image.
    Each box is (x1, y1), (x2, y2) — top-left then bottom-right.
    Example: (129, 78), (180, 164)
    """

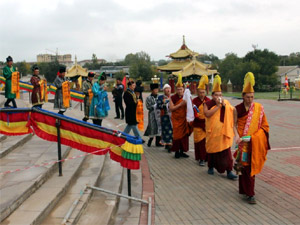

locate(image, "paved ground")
(141, 95), (300, 225)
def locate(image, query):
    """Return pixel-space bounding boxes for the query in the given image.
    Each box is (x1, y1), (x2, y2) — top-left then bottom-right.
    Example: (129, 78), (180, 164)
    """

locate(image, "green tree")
(14, 61), (31, 77)
(243, 49), (279, 90)
(38, 59), (63, 83)
(125, 51), (154, 80)
(218, 53), (243, 85)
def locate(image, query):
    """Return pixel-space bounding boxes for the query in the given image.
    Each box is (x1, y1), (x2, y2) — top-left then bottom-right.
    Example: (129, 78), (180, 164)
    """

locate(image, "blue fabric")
(89, 83), (110, 119)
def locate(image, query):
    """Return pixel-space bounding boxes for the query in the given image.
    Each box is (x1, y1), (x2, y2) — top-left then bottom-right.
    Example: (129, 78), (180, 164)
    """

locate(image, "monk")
(169, 74), (190, 158)
(234, 72), (270, 204)
(204, 75), (237, 180)
(192, 75), (210, 166)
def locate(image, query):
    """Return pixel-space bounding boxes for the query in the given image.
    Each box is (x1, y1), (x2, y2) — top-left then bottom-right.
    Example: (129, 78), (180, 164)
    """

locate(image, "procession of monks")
(167, 72), (270, 205)
(2, 55), (269, 205)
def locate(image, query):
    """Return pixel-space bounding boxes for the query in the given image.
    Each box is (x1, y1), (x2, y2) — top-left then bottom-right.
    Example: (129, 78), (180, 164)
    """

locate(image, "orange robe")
(236, 102), (270, 196)
(171, 94), (189, 152)
(205, 99), (234, 153)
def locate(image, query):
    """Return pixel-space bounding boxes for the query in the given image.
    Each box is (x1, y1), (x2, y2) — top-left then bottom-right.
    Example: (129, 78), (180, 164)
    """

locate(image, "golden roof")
(169, 35), (199, 59)
(172, 57), (217, 77)
(157, 59), (191, 71)
(66, 56), (88, 77)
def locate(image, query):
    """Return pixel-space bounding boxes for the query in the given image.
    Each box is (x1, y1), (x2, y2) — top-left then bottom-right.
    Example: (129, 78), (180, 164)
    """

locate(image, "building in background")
(37, 54), (73, 67)
(276, 66), (300, 85)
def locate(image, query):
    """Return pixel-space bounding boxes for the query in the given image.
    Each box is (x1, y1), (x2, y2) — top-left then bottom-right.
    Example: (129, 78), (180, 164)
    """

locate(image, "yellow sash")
(11, 72), (20, 99)
(136, 99), (144, 131)
(88, 88), (93, 104)
(62, 81), (71, 108)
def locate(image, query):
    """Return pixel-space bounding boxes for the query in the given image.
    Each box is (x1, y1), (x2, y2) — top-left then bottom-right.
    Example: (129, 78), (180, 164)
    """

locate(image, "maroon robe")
(193, 96), (210, 161)
(236, 102), (255, 196)
(30, 75), (43, 106)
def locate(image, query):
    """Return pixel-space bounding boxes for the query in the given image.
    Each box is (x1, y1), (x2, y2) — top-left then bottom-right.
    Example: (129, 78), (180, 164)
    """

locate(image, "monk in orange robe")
(169, 74), (190, 158)
(234, 72), (270, 204)
(204, 75), (237, 180)
(193, 75), (210, 166)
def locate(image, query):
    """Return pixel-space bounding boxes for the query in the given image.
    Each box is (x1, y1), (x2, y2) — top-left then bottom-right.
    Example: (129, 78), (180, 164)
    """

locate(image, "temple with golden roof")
(66, 56), (88, 90)
(157, 36), (218, 93)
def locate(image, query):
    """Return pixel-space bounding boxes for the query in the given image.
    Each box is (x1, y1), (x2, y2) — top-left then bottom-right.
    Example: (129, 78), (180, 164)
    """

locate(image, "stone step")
(0, 136), (71, 222)
(0, 134), (32, 158)
(41, 154), (106, 225)
(76, 157), (124, 225)
(110, 169), (143, 225)
(0, 134), (7, 142)
(2, 148), (87, 225)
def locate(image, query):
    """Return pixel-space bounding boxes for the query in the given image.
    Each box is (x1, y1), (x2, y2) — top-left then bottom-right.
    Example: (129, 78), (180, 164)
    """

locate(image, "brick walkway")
(143, 96), (300, 225)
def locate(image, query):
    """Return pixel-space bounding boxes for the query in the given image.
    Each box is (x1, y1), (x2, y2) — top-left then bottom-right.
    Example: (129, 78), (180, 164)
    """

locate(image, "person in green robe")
(3, 56), (17, 108)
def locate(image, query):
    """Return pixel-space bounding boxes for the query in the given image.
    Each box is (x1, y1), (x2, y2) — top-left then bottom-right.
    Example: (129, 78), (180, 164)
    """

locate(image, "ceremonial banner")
(0, 110), (32, 136)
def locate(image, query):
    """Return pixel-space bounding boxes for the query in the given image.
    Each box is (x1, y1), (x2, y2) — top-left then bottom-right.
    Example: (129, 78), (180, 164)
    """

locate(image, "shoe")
(147, 138), (153, 147)
(82, 118), (88, 122)
(142, 139), (145, 144)
(175, 151), (180, 158)
(114, 117), (120, 119)
(121, 116), (124, 120)
(247, 196), (257, 204)
(227, 171), (238, 180)
(199, 160), (205, 166)
(180, 152), (189, 158)
(208, 168), (214, 175)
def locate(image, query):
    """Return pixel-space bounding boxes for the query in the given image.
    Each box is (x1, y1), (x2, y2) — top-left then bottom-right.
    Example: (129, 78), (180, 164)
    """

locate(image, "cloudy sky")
(0, 0), (299, 62)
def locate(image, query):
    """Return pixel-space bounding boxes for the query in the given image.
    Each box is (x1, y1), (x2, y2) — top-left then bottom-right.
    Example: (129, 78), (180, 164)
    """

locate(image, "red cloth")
(171, 134), (189, 152)
(207, 147), (233, 173)
(239, 165), (255, 196)
(194, 138), (206, 161)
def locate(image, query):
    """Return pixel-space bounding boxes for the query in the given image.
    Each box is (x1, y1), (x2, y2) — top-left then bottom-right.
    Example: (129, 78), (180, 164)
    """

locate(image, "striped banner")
(0, 76), (85, 103)
(0, 108), (143, 169)
(0, 110), (32, 135)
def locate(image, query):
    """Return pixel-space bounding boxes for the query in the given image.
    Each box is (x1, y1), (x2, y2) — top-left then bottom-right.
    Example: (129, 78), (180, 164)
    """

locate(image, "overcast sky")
(0, 0), (299, 62)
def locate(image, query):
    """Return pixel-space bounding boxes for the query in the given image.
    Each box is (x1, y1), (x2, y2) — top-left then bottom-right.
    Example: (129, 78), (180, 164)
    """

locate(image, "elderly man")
(192, 75), (210, 166)
(203, 75), (237, 180)
(169, 74), (190, 158)
(234, 72), (270, 204)
(3, 56), (17, 108)
(157, 84), (173, 152)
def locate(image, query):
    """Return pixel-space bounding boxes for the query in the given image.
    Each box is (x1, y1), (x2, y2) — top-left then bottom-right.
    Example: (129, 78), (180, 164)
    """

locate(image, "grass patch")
(222, 91), (300, 100)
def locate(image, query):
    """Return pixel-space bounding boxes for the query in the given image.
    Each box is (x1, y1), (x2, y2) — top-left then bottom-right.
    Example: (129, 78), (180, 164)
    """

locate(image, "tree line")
(1, 51), (299, 89)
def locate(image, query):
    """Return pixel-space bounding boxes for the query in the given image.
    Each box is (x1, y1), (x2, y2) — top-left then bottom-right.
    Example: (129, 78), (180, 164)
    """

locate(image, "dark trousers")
(239, 166), (255, 196)
(4, 98), (17, 108)
(207, 148), (233, 173)
(115, 97), (124, 118)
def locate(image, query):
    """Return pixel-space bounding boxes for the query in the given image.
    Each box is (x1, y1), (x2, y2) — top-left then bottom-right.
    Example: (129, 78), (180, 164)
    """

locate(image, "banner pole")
(56, 118), (63, 176)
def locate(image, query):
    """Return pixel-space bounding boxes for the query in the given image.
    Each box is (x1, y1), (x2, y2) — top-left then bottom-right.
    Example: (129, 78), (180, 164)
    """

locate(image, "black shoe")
(175, 151), (180, 158)
(247, 196), (257, 204)
(147, 138), (153, 147)
(82, 118), (88, 122)
(121, 116), (124, 120)
(142, 139), (145, 144)
(180, 150), (189, 158)
(199, 160), (205, 166)
(180, 152), (189, 158)
(114, 117), (120, 119)
(155, 137), (163, 147)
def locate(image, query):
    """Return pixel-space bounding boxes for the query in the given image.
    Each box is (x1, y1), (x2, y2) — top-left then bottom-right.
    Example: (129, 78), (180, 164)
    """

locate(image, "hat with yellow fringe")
(176, 73), (184, 87)
(212, 75), (222, 93)
(197, 74), (208, 90)
(242, 72), (255, 93)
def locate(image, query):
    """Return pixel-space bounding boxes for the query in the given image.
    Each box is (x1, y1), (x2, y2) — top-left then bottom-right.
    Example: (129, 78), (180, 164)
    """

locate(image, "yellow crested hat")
(212, 75), (222, 92)
(176, 73), (184, 87)
(197, 74), (208, 90)
(242, 72), (255, 93)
